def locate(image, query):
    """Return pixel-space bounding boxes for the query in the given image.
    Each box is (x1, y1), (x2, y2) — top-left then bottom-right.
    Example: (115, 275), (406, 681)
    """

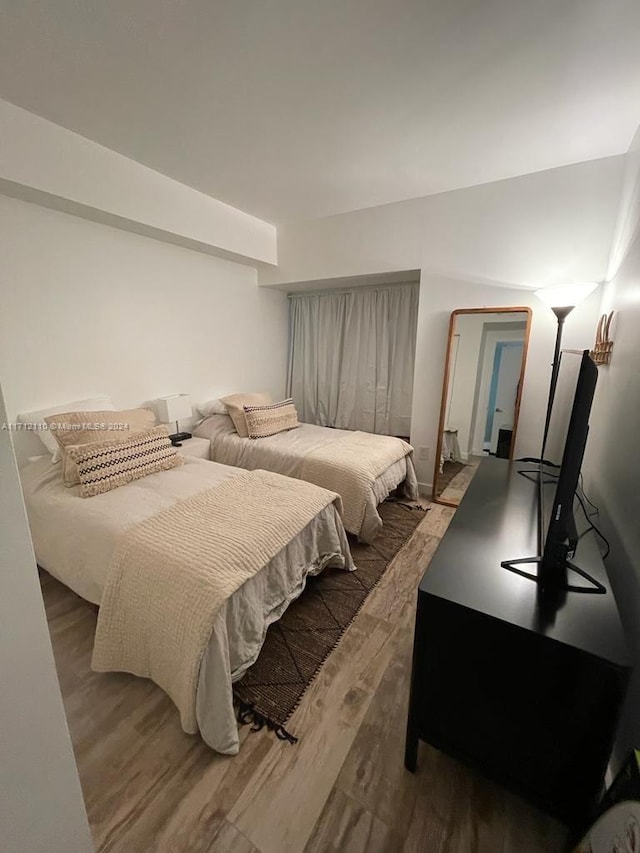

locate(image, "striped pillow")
(65, 426), (182, 497)
(44, 407), (157, 487)
(220, 392), (273, 437)
(243, 399), (300, 439)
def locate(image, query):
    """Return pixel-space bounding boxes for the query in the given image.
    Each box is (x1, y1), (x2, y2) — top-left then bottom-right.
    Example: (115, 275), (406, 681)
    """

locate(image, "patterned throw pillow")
(65, 426), (182, 497)
(243, 399), (300, 439)
(44, 408), (157, 486)
(220, 392), (273, 437)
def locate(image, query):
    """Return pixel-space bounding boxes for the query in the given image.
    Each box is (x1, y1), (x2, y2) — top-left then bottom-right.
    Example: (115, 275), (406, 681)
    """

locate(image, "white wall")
(583, 126), (640, 767)
(259, 156), (624, 289)
(410, 274), (601, 487)
(0, 99), (277, 266)
(0, 196), (288, 465)
(0, 381), (93, 853)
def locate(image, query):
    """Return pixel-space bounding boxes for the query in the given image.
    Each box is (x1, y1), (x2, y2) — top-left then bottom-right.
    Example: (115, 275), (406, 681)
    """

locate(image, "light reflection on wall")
(606, 123), (640, 287)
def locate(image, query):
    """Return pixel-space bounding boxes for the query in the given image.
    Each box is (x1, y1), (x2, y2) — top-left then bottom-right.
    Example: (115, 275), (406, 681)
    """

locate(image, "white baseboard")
(417, 481), (432, 497)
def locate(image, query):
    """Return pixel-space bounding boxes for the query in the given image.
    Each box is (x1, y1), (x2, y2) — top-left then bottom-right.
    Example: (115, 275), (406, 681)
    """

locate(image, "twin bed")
(20, 394), (418, 754)
(22, 455), (352, 754)
(193, 414), (418, 542)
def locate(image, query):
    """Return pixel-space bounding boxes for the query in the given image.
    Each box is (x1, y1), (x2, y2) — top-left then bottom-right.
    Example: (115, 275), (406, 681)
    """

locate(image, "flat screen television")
(501, 349), (605, 594)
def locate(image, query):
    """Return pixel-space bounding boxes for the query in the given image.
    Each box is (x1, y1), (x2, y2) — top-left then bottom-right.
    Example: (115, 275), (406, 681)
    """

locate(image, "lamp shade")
(156, 394), (192, 424)
(535, 282), (598, 309)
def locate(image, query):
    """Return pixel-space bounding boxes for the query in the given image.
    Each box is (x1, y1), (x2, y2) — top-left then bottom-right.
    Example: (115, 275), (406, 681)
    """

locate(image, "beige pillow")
(17, 395), (115, 459)
(65, 426), (182, 498)
(244, 399), (300, 439)
(220, 392), (273, 438)
(44, 408), (157, 486)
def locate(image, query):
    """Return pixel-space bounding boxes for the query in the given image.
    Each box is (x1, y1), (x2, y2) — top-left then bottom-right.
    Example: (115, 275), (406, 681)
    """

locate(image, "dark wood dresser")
(405, 457), (631, 822)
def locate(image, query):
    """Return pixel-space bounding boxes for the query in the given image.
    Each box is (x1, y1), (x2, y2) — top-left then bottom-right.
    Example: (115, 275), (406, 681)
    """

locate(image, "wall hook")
(590, 311), (614, 365)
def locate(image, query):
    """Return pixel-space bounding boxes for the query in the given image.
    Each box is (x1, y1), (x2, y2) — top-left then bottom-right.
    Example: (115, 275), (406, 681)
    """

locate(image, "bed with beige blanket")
(21, 456), (353, 754)
(193, 415), (419, 542)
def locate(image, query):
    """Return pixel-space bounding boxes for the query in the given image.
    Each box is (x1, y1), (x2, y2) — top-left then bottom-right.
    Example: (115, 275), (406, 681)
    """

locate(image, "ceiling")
(1, 0), (639, 224)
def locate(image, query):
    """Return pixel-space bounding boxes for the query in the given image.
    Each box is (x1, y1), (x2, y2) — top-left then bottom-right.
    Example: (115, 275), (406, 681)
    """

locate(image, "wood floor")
(41, 497), (567, 853)
(439, 456), (482, 504)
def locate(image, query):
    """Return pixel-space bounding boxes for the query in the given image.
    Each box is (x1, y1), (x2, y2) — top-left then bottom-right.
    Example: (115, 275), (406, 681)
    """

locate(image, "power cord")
(578, 472), (600, 517)
(575, 491), (610, 559)
(514, 458), (610, 558)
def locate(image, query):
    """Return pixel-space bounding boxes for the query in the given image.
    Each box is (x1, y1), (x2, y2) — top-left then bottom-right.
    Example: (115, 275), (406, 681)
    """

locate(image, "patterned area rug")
(233, 500), (428, 742)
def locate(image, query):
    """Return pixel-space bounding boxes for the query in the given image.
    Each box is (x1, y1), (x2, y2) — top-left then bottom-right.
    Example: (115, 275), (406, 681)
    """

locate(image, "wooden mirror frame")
(432, 306), (532, 507)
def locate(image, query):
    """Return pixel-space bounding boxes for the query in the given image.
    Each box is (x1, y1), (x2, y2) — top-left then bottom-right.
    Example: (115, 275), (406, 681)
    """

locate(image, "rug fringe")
(235, 699), (298, 745)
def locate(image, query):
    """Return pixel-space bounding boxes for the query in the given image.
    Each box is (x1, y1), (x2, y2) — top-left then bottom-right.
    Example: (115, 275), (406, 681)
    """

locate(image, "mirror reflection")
(433, 308), (531, 505)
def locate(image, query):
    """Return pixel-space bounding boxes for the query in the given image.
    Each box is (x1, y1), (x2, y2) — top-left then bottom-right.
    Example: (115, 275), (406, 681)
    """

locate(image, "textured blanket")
(91, 469), (341, 734)
(300, 431), (412, 536)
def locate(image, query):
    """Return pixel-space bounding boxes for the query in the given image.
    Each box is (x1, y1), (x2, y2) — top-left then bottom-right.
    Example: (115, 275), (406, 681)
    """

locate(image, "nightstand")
(175, 436), (210, 460)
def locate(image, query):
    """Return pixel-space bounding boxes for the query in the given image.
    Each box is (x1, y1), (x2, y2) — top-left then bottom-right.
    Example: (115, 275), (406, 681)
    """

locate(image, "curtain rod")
(287, 280), (420, 299)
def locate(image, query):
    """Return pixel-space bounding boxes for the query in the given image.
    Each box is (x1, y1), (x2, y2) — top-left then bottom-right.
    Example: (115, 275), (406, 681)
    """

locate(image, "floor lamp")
(535, 282), (598, 460)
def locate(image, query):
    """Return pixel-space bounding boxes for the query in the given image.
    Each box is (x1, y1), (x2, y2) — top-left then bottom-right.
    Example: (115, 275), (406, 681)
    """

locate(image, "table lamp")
(156, 394), (192, 446)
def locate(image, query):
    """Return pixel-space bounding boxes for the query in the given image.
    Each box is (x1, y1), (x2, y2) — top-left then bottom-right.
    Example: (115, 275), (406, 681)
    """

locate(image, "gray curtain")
(287, 283), (419, 435)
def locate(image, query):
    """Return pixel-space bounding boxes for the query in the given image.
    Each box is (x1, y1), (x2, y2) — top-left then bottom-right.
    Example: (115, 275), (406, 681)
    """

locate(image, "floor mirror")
(432, 307), (532, 506)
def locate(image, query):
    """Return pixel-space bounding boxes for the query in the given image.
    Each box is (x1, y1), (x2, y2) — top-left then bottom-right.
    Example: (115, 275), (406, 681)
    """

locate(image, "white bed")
(21, 455), (353, 755)
(193, 415), (419, 542)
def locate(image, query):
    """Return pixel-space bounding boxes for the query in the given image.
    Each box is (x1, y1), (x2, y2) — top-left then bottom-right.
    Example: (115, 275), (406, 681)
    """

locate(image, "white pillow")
(197, 398), (228, 417)
(16, 395), (115, 460)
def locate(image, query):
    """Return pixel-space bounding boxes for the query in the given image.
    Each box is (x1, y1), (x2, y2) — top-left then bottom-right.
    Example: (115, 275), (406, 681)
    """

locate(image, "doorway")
(483, 341), (524, 453)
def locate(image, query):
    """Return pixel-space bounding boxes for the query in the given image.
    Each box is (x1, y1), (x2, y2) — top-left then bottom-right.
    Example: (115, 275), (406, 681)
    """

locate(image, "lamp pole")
(540, 305), (575, 461)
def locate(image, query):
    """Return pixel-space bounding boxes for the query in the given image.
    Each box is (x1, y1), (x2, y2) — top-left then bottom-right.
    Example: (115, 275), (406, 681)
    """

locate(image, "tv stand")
(405, 458), (630, 823)
(503, 464), (605, 594)
(500, 555), (607, 594)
